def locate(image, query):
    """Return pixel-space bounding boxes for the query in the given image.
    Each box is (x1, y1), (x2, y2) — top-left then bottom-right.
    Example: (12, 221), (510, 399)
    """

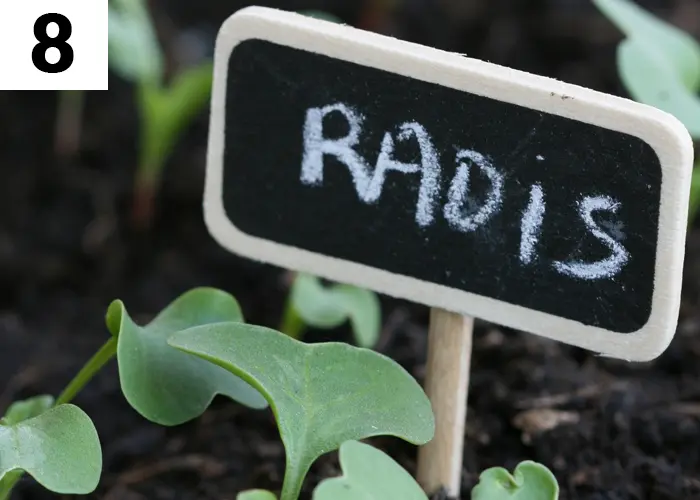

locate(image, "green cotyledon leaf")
(313, 440), (428, 500)
(471, 461), (559, 500)
(286, 274), (381, 348)
(0, 404), (101, 495)
(106, 287), (267, 426)
(168, 322), (434, 500)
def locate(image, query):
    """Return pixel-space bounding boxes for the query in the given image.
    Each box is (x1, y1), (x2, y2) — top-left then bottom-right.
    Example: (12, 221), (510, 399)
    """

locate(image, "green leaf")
(107, 287), (267, 426)
(288, 274), (381, 348)
(138, 61), (214, 182)
(471, 461), (559, 500)
(616, 38), (700, 138)
(0, 404), (102, 494)
(237, 490), (278, 500)
(313, 440), (427, 500)
(592, 0), (700, 137)
(593, 0), (700, 89)
(168, 323), (434, 500)
(108, 0), (163, 85)
(1, 395), (54, 426)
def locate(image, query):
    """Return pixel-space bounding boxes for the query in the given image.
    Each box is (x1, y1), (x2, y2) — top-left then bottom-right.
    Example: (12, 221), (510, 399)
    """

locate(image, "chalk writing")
(520, 183), (545, 265)
(368, 122), (440, 227)
(300, 101), (630, 281)
(553, 196), (630, 280)
(443, 149), (504, 233)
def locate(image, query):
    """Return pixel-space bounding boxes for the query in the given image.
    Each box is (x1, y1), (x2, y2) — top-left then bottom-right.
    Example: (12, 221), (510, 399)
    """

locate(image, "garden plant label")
(204, 6), (694, 362)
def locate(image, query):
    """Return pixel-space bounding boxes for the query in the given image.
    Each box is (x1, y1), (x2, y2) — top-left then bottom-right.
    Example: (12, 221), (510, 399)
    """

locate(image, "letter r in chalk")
(301, 103), (372, 195)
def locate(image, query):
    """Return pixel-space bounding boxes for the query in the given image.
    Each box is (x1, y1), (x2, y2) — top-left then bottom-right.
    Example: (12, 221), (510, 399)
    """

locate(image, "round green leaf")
(617, 38), (700, 138)
(0, 404), (102, 494)
(290, 274), (381, 348)
(471, 461), (559, 500)
(108, 287), (267, 426)
(238, 489), (278, 500)
(313, 440), (427, 500)
(168, 322), (434, 499)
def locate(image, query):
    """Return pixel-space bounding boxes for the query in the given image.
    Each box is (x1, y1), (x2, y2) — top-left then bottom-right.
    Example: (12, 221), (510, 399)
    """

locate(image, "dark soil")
(2, 0), (700, 499)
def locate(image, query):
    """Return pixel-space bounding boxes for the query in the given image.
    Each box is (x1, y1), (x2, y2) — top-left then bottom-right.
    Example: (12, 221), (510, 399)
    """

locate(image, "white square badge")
(0, 0), (108, 90)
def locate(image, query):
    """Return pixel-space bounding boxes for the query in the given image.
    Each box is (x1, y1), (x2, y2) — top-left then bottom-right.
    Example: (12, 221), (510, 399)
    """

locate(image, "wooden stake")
(417, 308), (474, 498)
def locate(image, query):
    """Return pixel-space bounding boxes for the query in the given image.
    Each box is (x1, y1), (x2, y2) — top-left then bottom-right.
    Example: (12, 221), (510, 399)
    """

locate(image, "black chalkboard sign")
(204, 7), (694, 361)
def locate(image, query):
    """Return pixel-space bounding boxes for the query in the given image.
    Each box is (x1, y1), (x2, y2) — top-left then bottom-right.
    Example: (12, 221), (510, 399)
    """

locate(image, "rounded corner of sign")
(614, 316), (678, 362)
(636, 105), (695, 170)
(215, 6), (277, 54)
(202, 200), (255, 259)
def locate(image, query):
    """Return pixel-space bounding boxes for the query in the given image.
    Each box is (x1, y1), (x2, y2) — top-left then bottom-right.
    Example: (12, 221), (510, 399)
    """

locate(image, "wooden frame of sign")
(203, 6), (694, 497)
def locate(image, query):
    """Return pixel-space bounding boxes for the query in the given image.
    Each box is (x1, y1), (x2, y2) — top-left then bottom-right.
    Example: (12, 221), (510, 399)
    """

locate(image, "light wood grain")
(416, 308), (474, 498)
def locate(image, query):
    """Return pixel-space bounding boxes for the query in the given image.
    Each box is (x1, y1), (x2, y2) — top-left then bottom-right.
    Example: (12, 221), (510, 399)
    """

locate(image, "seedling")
(109, 0), (214, 228)
(0, 288), (267, 499)
(280, 273), (381, 348)
(1, 287), (436, 499)
(471, 461), (559, 500)
(168, 308), (435, 500)
(593, 0), (700, 223)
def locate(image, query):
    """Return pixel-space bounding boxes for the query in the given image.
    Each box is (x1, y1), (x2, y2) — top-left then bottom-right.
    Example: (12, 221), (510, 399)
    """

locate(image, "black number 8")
(32, 13), (74, 73)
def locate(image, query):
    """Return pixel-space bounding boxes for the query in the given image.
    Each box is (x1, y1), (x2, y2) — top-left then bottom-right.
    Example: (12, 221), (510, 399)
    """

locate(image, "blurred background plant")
(109, 0), (214, 229)
(593, 0), (700, 224)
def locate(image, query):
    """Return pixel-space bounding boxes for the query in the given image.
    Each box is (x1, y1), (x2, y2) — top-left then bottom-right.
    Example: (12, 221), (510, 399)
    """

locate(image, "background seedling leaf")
(108, 0), (163, 85)
(1, 395), (53, 426)
(593, 0), (700, 89)
(108, 287), (267, 426)
(593, 0), (700, 137)
(237, 490), (278, 500)
(289, 274), (381, 348)
(0, 404), (102, 494)
(616, 38), (700, 138)
(138, 61), (214, 180)
(313, 440), (427, 500)
(471, 461), (559, 500)
(169, 323), (434, 499)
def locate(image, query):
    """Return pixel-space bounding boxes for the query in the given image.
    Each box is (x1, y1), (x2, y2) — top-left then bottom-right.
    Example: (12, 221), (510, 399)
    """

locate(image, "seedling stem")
(56, 336), (118, 406)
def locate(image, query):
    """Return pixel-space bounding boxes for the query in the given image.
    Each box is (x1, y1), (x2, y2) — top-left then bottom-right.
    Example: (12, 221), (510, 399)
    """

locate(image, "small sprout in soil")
(313, 440), (428, 500)
(106, 287), (268, 425)
(281, 273), (381, 348)
(168, 317), (435, 500)
(592, 0), (700, 223)
(109, 0), (214, 229)
(238, 440), (428, 500)
(471, 461), (559, 500)
(0, 396), (101, 500)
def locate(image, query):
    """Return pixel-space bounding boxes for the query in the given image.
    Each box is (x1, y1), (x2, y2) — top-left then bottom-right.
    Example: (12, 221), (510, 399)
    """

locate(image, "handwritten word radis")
(300, 102), (629, 281)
